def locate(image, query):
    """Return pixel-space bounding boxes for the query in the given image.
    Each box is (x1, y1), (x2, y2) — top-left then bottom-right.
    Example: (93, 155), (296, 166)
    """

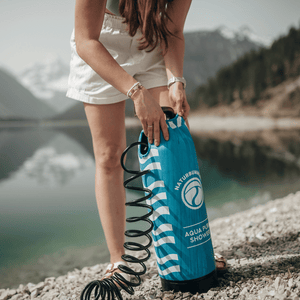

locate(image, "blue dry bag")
(138, 109), (218, 294)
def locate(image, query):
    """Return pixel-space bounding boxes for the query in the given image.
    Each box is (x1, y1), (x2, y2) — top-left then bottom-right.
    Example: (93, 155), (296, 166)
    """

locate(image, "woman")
(67, 0), (226, 287)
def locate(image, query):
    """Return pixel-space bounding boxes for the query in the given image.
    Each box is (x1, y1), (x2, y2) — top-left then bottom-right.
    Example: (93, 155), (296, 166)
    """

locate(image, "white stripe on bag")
(139, 148), (159, 164)
(156, 254), (179, 265)
(152, 223), (173, 236)
(153, 236), (175, 247)
(157, 265), (181, 276)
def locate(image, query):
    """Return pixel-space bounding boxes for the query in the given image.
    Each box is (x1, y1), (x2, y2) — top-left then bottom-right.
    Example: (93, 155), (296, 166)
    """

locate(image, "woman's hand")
(169, 82), (190, 120)
(132, 87), (169, 147)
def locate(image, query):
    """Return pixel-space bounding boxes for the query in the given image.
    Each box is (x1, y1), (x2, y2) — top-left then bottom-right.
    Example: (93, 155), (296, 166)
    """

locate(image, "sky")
(0, 0), (300, 74)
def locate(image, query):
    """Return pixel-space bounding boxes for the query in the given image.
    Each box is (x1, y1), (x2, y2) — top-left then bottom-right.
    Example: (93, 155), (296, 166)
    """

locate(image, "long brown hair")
(119, 0), (174, 52)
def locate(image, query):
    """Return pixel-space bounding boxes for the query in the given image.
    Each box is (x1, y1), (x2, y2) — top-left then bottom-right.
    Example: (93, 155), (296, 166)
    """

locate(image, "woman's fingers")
(148, 113), (169, 146)
(169, 86), (190, 120)
(182, 98), (190, 120)
(147, 123), (154, 144)
(160, 114), (169, 144)
(153, 121), (160, 146)
(175, 98), (184, 117)
(142, 120), (149, 140)
(132, 88), (170, 146)
(143, 114), (169, 146)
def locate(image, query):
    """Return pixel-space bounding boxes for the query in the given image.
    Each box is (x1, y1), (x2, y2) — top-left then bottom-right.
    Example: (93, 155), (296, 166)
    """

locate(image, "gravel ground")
(1, 192), (300, 300)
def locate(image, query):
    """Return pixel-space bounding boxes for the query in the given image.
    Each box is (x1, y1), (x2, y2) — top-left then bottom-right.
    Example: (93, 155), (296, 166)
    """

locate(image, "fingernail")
(166, 136), (169, 141)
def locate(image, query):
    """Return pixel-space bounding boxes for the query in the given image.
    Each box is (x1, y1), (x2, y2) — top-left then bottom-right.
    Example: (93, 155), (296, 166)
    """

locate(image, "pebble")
(275, 277), (281, 290)
(2, 193), (300, 299)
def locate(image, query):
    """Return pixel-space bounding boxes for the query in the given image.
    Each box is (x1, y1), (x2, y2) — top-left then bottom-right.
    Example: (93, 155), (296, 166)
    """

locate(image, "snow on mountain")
(217, 25), (273, 47)
(19, 54), (69, 99)
(18, 54), (74, 113)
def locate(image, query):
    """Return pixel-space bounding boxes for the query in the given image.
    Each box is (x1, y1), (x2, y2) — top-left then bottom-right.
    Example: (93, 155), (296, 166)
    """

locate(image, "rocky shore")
(1, 192), (300, 300)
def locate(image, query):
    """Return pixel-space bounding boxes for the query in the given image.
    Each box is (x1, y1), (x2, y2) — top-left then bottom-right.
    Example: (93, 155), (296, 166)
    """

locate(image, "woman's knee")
(94, 142), (124, 173)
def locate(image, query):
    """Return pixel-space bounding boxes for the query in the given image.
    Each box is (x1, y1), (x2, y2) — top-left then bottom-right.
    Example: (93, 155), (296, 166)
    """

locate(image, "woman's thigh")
(84, 100), (126, 168)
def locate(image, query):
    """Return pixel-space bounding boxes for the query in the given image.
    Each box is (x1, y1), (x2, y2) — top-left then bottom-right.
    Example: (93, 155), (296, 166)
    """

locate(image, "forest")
(190, 27), (300, 109)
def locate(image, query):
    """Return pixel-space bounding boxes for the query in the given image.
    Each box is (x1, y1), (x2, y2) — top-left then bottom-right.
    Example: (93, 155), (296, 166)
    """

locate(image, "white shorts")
(66, 13), (168, 105)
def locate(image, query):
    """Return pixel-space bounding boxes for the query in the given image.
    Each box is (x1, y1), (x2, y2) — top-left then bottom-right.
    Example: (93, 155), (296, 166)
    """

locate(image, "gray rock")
(288, 278), (294, 288)
(44, 277), (55, 283)
(234, 249), (245, 257)
(248, 236), (262, 247)
(10, 295), (22, 300)
(174, 292), (182, 299)
(30, 282), (44, 294)
(30, 289), (38, 299)
(162, 293), (175, 300)
(182, 292), (192, 299)
(0, 289), (17, 300)
(268, 290), (276, 296)
(240, 287), (248, 295)
(0, 290), (9, 300)
(274, 277), (282, 290)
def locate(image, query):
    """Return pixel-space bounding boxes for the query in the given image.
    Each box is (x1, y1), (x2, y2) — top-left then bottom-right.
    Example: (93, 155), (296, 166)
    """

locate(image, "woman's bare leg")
(84, 100), (127, 264)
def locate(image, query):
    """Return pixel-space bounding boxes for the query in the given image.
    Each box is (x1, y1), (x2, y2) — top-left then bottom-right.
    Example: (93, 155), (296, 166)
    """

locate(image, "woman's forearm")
(74, 1), (137, 96)
(164, 32), (185, 80)
(163, 0), (191, 82)
(76, 39), (137, 96)
(164, 31), (190, 120)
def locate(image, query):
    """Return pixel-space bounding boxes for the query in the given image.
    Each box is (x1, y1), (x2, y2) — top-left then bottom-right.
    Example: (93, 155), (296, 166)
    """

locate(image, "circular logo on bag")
(181, 177), (203, 210)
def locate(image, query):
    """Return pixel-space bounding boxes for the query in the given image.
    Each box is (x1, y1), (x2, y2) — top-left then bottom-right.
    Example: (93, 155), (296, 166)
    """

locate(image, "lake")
(1, 121), (300, 288)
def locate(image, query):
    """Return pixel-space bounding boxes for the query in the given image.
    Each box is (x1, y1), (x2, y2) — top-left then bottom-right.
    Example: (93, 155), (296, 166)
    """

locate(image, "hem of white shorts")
(66, 88), (128, 105)
(66, 78), (168, 105)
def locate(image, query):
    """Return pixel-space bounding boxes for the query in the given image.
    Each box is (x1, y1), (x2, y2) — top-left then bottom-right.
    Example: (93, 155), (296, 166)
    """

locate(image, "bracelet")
(127, 82), (143, 98)
(167, 77), (186, 89)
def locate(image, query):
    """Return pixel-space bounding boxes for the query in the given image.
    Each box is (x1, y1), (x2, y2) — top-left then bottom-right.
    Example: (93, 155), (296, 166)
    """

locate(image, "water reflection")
(1, 125), (300, 289)
(21, 145), (93, 186)
(193, 130), (300, 184)
(0, 128), (56, 181)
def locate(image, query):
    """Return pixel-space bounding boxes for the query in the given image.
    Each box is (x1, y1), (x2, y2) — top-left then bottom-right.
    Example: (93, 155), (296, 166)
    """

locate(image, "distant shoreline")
(188, 114), (300, 132)
(0, 118), (140, 129)
(2, 114), (300, 132)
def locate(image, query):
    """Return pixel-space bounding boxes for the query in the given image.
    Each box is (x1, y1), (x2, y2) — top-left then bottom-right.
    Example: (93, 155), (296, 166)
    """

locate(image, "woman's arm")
(74, 0), (169, 145)
(164, 0), (192, 120)
(75, 0), (136, 95)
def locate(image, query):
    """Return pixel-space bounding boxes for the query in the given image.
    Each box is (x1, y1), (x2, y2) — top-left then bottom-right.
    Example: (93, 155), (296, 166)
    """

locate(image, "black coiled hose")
(80, 142), (154, 300)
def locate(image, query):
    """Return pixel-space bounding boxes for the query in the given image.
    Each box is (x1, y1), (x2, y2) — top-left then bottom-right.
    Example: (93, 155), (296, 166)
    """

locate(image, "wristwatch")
(167, 77), (186, 89)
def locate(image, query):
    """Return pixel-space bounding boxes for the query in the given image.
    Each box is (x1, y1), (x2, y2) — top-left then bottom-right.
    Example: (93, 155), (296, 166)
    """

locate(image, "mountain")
(184, 26), (262, 94)
(18, 55), (75, 114)
(192, 26), (300, 112)
(217, 25), (272, 47)
(54, 101), (86, 120)
(0, 68), (56, 120)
